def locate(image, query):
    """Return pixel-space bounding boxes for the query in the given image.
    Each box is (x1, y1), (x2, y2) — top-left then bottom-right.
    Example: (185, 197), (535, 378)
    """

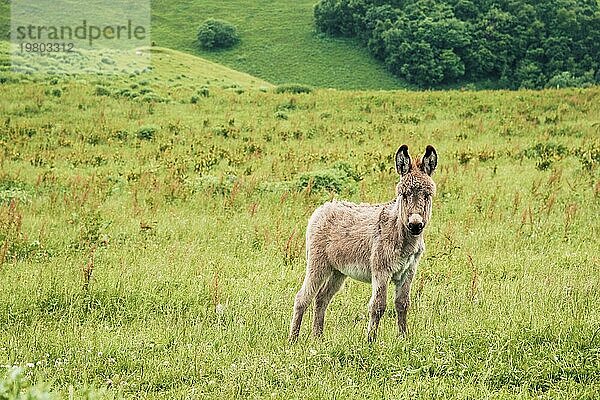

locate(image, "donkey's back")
(306, 200), (394, 283)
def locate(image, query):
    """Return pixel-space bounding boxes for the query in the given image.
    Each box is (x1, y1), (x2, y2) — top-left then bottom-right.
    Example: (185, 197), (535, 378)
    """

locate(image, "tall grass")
(0, 71), (599, 398)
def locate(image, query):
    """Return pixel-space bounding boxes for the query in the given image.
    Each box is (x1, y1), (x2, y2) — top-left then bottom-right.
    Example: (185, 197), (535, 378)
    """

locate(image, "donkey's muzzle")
(408, 221), (424, 236)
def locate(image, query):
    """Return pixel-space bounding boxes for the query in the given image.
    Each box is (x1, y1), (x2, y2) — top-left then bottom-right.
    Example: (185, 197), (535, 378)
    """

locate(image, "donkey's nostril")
(408, 222), (424, 234)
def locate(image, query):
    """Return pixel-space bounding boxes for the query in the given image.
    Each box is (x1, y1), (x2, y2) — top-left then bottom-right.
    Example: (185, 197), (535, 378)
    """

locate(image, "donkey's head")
(395, 145), (437, 236)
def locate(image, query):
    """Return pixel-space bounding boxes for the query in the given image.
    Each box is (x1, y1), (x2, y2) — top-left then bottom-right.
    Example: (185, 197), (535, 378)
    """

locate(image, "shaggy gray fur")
(290, 145), (437, 342)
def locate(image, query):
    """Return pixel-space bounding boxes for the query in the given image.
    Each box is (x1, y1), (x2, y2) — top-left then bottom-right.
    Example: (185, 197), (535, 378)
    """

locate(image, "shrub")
(523, 142), (568, 170)
(136, 125), (158, 141)
(297, 162), (361, 194)
(574, 142), (600, 172)
(197, 19), (240, 50)
(545, 71), (596, 89)
(198, 86), (210, 97)
(94, 85), (111, 96)
(140, 93), (169, 103)
(274, 84), (313, 94)
(274, 111), (288, 120)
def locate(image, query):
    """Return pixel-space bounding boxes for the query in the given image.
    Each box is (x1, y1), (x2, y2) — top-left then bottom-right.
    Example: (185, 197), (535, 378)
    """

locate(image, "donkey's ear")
(395, 145), (411, 176)
(420, 145), (437, 176)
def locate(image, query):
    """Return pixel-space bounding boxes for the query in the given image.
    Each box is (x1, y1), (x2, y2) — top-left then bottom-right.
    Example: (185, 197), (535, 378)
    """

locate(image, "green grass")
(145, 46), (273, 90)
(140, 0), (406, 90)
(0, 0), (405, 89)
(0, 63), (599, 398)
(0, 40), (272, 92)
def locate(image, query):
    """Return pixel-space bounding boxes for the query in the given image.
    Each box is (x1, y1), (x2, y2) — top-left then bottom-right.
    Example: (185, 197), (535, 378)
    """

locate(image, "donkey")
(289, 145), (437, 342)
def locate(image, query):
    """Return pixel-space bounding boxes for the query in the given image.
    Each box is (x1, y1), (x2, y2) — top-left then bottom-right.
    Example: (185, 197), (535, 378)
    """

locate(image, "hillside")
(143, 46), (273, 90)
(1, 41), (272, 93)
(0, 0), (405, 89)
(150, 0), (406, 90)
(1, 63), (600, 397)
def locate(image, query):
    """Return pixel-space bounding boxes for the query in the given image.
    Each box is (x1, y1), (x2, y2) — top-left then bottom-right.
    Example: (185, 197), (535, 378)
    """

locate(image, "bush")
(297, 162), (361, 194)
(545, 71), (596, 89)
(523, 142), (568, 170)
(136, 125), (158, 141)
(198, 86), (210, 97)
(94, 85), (111, 96)
(197, 19), (240, 50)
(274, 84), (313, 94)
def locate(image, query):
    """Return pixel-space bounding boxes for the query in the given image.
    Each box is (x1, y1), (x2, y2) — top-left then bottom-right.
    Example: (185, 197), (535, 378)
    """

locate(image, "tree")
(313, 0), (600, 88)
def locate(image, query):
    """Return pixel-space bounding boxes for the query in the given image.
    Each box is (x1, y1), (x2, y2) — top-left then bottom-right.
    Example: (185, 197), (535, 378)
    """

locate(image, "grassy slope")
(0, 0), (404, 89)
(150, 0), (405, 90)
(0, 40), (272, 92)
(146, 46), (273, 89)
(0, 64), (599, 398)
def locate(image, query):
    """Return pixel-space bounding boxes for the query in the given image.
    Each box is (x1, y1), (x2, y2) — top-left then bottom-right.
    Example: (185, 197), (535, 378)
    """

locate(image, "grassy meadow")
(1, 47), (600, 398)
(150, 0), (405, 90)
(0, 0), (405, 89)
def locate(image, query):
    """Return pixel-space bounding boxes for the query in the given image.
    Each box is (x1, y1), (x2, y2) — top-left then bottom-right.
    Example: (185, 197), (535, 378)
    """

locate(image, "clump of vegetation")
(274, 110), (288, 120)
(297, 162), (361, 194)
(314, 0), (600, 89)
(523, 142), (568, 170)
(574, 142), (600, 171)
(275, 84), (313, 94)
(545, 71), (596, 89)
(197, 18), (240, 50)
(198, 86), (210, 97)
(276, 98), (297, 111)
(140, 93), (169, 103)
(0, 73), (22, 84)
(0, 367), (55, 400)
(94, 85), (111, 96)
(136, 125), (158, 141)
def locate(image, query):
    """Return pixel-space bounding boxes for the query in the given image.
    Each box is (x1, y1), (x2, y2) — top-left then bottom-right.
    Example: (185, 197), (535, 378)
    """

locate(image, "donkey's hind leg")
(289, 259), (331, 342)
(312, 270), (346, 337)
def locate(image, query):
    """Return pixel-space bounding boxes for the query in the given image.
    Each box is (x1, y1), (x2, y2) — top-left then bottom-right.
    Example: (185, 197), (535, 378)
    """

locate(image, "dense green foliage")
(1, 55), (600, 397)
(197, 18), (240, 50)
(315, 0), (600, 88)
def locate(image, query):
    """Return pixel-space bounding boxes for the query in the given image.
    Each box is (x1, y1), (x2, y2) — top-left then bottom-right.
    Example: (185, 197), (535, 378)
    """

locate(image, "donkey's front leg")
(394, 265), (416, 336)
(367, 271), (390, 342)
